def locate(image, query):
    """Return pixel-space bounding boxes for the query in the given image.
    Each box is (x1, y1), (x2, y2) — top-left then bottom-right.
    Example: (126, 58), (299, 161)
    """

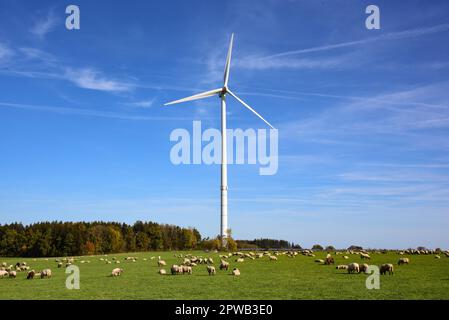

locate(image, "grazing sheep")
(220, 260), (229, 271)
(208, 258), (214, 264)
(207, 265), (216, 275)
(158, 260), (167, 267)
(232, 268), (240, 276)
(171, 265), (182, 275)
(380, 263), (394, 275)
(9, 270), (17, 278)
(343, 256), (349, 260)
(0, 270), (8, 278)
(58, 262), (63, 268)
(182, 265), (192, 275)
(359, 263), (369, 274)
(336, 265), (348, 270)
(324, 257), (335, 265)
(398, 257), (410, 265)
(360, 253), (371, 260)
(26, 270), (35, 279)
(41, 269), (52, 279)
(347, 263), (360, 274)
(159, 269), (167, 275)
(269, 256), (278, 261)
(236, 258), (244, 263)
(435, 255), (441, 259)
(111, 268), (123, 277)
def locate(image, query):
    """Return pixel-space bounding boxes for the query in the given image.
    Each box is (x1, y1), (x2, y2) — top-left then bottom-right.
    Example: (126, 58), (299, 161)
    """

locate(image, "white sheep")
(159, 269), (167, 275)
(220, 260), (229, 271)
(380, 263), (394, 275)
(41, 269), (52, 279)
(171, 264), (182, 275)
(347, 263), (360, 274)
(269, 256), (278, 261)
(360, 253), (371, 260)
(336, 265), (348, 270)
(207, 265), (216, 275)
(232, 268), (241, 276)
(359, 263), (369, 274)
(111, 268), (123, 277)
(158, 260), (167, 267)
(0, 270), (9, 278)
(182, 265), (192, 275)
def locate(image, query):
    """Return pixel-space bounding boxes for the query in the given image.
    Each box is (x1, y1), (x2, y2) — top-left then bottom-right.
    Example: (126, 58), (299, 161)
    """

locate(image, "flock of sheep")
(1, 248), (447, 281)
(0, 261), (52, 279)
(313, 250), (432, 276)
(156, 252), (241, 277)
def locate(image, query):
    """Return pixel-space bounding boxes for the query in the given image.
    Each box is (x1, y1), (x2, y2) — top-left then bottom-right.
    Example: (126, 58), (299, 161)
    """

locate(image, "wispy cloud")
(281, 81), (449, 144)
(230, 23), (449, 71)
(19, 47), (58, 66)
(0, 101), (196, 121)
(261, 23), (449, 59)
(0, 43), (13, 64)
(30, 10), (59, 39)
(127, 99), (155, 108)
(64, 68), (132, 93)
(234, 55), (349, 70)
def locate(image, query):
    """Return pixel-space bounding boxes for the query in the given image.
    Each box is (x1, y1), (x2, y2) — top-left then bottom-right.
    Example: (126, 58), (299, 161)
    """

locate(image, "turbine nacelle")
(164, 34), (275, 129)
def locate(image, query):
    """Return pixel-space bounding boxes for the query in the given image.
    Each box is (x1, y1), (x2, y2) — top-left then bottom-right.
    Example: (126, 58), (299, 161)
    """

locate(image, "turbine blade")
(223, 33), (234, 87)
(164, 88), (222, 106)
(227, 89), (275, 129)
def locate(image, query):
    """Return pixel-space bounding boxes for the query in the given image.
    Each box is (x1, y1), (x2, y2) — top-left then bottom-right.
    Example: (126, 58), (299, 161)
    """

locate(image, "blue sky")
(1, 0), (449, 248)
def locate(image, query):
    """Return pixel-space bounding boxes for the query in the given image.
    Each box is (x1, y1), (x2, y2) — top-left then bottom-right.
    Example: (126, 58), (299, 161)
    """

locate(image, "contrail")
(0, 101), (201, 121)
(261, 23), (449, 59)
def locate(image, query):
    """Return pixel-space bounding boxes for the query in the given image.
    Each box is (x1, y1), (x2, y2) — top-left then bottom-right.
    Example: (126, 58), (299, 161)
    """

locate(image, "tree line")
(236, 238), (301, 249)
(0, 221), (201, 257)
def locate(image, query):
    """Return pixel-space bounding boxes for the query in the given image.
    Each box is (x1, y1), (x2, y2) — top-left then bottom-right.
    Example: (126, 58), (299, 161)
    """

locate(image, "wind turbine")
(164, 33), (275, 246)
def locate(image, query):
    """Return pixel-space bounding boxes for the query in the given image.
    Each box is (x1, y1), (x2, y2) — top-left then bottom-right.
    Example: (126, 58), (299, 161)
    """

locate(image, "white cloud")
(235, 56), (348, 70)
(0, 101), (193, 121)
(0, 43), (13, 63)
(19, 47), (58, 65)
(64, 68), (132, 92)
(30, 10), (58, 39)
(261, 23), (449, 59)
(128, 99), (155, 108)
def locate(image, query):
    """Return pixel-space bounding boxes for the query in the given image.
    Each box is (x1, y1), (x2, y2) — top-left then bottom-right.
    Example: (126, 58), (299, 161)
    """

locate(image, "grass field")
(1, 251), (449, 300)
